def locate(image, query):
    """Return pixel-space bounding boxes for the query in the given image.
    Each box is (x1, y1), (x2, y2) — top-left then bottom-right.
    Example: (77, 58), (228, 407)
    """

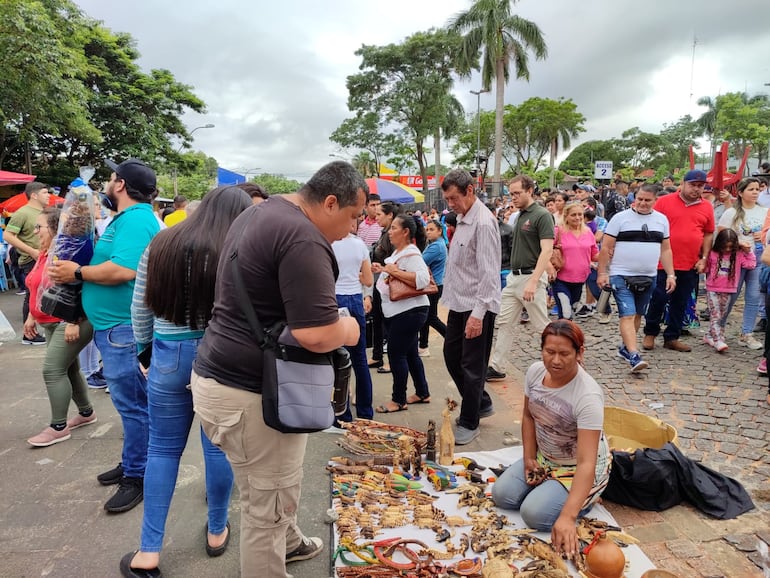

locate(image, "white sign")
(594, 161), (613, 180)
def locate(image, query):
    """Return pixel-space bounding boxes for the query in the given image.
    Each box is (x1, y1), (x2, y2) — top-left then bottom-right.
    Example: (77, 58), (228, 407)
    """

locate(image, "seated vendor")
(491, 319), (610, 558)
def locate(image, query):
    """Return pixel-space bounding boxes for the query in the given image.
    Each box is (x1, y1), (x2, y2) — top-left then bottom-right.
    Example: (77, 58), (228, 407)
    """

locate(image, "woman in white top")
(718, 178), (767, 349)
(332, 220), (374, 421)
(372, 215), (431, 412)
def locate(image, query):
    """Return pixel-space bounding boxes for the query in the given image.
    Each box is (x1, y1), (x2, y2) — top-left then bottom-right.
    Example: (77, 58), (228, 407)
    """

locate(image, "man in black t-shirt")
(192, 161), (365, 578)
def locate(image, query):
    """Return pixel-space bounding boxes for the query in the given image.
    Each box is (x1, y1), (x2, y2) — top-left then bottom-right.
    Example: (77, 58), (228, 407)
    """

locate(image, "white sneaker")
(739, 334), (763, 350)
(418, 348), (430, 357)
(715, 340), (729, 352)
(598, 312), (612, 324)
(703, 335), (715, 348)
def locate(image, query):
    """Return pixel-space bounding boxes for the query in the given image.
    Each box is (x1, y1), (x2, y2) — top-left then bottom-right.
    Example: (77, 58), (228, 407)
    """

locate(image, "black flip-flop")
(119, 552), (162, 578)
(406, 396), (431, 404)
(375, 403), (408, 413)
(376, 366), (391, 374)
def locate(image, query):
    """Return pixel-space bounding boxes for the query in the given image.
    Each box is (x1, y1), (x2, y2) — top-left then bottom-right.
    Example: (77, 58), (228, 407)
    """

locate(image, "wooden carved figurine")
(425, 420), (436, 462)
(438, 399), (458, 466)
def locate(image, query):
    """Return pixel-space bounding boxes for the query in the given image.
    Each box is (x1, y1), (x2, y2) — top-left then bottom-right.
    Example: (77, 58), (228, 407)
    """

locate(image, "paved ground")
(0, 288), (767, 577)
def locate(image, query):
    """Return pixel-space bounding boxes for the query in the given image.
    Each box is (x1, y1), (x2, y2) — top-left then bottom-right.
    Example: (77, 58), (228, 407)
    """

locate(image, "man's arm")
(596, 235), (616, 288)
(660, 238), (677, 292)
(3, 230), (40, 262)
(523, 238), (553, 301)
(48, 259), (136, 285)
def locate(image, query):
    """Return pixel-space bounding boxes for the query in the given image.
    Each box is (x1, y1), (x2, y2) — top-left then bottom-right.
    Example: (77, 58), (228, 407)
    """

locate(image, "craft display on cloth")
(328, 441), (656, 577)
(39, 167), (96, 323)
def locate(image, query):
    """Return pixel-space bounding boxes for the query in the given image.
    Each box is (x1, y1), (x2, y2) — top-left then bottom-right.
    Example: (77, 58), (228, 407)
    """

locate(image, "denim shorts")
(610, 275), (655, 318)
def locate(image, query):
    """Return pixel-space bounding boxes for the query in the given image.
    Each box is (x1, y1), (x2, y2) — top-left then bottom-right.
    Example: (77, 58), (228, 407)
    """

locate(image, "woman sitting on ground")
(373, 214), (431, 412)
(491, 319), (610, 558)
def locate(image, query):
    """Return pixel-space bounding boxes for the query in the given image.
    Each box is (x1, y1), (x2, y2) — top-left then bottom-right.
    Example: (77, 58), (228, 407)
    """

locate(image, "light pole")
(242, 167), (262, 182)
(174, 123), (215, 195)
(470, 89), (489, 193)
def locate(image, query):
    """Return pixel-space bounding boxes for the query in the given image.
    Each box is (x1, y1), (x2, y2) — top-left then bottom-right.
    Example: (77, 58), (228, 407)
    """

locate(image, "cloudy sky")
(74, 0), (770, 180)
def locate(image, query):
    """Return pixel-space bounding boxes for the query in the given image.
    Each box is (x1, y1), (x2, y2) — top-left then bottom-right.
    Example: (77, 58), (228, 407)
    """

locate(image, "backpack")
(604, 192), (628, 222)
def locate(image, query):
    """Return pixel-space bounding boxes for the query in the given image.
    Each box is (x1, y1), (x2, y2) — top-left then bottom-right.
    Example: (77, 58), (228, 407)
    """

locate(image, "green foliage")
(155, 151), (218, 200)
(344, 28), (465, 193)
(250, 173), (303, 195)
(713, 92), (770, 163)
(450, 110), (495, 177)
(502, 97), (585, 170)
(0, 0), (206, 182)
(558, 140), (626, 176)
(448, 0), (548, 194)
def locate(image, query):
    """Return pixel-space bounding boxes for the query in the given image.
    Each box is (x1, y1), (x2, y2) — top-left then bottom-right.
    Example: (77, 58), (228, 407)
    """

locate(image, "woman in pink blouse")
(551, 202), (599, 319)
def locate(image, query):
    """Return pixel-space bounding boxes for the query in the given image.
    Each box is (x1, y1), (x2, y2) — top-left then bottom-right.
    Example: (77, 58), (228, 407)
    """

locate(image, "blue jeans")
(385, 307), (430, 405)
(141, 338), (233, 552)
(491, 459), (592, 530)
(723, 248), (763, 334)
(336, 294), (374, 420)
(610, 275), (655, 318)
(552, 279), (584, 319)
(644, 269), (699, 341)
(93, 324), (149, 478)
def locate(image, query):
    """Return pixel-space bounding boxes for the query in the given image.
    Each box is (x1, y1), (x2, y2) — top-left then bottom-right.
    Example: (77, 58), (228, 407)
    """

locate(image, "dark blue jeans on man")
(384, 306), (430, 405)
(93, 324), (149, 478)
(336, 293), (374, 420)
(644, 269), (699, 342)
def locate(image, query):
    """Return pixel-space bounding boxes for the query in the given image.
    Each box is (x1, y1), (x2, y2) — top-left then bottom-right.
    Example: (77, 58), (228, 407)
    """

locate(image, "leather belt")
(510, 268), (534, 275)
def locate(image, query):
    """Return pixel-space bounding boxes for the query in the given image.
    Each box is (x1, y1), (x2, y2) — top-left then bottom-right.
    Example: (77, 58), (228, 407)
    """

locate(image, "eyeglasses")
(33, 224), (49, 231)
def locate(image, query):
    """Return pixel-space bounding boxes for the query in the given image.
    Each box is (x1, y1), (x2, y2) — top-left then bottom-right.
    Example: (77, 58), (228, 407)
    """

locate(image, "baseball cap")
(683, 169), (707, 183)
(105, 158), (157, 196)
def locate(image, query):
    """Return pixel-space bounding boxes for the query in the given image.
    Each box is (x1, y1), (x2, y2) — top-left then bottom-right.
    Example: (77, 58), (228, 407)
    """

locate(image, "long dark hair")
(144, 186), (251, 328)
(709, 228), (740, 284)
(393, 214), (426, 252)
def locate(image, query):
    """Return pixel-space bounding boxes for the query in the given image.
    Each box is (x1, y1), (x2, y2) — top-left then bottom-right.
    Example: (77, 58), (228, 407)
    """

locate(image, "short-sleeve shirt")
(525, 361), (606, 466)
(653, 193), (715, 270)
(194, 196), (340, 393)
(5, 204), (42, 266)
(604, 209), (670, 277)
(718, 205), (768, 251)
(82, 203), (160, 330)
(333, 234), (370, 295)
(509, 202), (554, 270)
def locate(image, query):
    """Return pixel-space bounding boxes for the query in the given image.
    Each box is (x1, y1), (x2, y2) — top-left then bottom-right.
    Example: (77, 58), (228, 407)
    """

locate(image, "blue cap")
(683, 170), (707, 183)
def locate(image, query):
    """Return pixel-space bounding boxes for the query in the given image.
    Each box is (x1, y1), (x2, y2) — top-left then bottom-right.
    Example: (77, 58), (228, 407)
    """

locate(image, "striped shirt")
(357, 218), (382, 247)
(442, 197), (501, 318)
(131, 247), (204, 348)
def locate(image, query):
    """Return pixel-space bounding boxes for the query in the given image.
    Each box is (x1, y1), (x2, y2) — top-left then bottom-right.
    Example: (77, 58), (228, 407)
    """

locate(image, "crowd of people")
(2, 158), (770, 577)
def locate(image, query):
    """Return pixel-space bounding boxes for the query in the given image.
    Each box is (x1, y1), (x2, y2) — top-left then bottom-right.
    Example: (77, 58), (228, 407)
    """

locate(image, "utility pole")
(470, 89), (489, 195)
(174, 124), (215, 195)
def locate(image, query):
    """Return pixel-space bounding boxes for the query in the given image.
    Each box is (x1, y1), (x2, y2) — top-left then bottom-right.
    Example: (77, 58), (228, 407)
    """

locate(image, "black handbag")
(229, 224), (349, 434)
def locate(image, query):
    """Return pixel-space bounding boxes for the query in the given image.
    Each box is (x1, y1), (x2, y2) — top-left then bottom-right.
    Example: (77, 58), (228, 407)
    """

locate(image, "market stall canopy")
(365, 178), (425, 204)
(0, 170), (35, 187)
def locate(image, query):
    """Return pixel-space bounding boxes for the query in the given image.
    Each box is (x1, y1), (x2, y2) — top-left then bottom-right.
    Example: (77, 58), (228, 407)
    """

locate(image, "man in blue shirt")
(49, 159), (160, 513)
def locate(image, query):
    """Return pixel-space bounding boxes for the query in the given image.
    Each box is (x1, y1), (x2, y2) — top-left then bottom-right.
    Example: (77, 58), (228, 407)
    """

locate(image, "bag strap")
(228, 211), (284, 350)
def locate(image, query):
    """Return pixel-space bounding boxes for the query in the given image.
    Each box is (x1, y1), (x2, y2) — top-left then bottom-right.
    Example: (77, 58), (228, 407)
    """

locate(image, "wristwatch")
(74, 266), (83, 281)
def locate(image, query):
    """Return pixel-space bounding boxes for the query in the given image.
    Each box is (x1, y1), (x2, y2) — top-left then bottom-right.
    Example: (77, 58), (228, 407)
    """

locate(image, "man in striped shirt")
(357, 193), (382, 247)
(441, 170), (501, 445)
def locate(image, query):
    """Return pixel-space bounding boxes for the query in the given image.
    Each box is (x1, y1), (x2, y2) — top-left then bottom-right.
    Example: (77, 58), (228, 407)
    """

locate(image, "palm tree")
(696, 95), (717, 158)
(449, 0), (547, 196)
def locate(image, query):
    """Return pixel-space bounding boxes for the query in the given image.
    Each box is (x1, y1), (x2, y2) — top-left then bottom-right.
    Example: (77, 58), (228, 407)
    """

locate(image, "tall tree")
(330, 112), (393, 177)
(449, 0), (547, 196)
(345, 29), (465, 194)
(451, 110), (495, 179)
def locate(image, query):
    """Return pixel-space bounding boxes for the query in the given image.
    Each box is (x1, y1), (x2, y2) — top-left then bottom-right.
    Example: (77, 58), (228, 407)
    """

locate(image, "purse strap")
(228, 212), (284, 350)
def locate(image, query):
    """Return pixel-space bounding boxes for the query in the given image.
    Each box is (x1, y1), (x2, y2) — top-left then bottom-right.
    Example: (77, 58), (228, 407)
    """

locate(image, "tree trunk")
(549, 138), (557, 188)
(433, 128), (441, 210)
(493, 57), (505, 197)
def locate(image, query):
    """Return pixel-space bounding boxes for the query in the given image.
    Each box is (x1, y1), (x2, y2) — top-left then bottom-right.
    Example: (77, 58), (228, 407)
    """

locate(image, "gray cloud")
(75, 0), (770, 177)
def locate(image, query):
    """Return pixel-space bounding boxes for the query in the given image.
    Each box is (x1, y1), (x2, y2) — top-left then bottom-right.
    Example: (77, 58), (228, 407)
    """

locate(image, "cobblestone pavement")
(485, 304), (770, 578)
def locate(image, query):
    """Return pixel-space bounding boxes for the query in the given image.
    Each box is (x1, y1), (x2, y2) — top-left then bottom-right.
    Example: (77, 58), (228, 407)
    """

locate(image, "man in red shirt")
(357, 193), (382, 247)
(643, 170), (714, 352)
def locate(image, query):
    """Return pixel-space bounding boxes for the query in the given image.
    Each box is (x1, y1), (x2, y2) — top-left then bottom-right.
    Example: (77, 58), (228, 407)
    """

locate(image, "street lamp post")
(174, 123), (215, 195)
(470, 89), (489, 194)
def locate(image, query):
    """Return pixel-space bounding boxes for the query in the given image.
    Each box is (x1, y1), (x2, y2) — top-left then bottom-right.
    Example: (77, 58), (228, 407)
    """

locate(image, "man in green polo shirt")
(49, 158), (159, 513)
(4, 181), (51, 345)
(487, 175), (554, 381)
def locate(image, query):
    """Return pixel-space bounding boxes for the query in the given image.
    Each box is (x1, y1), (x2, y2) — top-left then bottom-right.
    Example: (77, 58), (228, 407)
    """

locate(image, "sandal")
(375, 403), (408, 413)
(376, 366), (391, 374)
(119, 552), (162, 578)
(367, 359), (384, 368)
(406, 395), (431, 404)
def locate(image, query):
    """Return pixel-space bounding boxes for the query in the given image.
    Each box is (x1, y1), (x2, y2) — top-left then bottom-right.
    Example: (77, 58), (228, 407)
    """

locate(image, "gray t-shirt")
(604, 208), (670, 277)
(525, 361), (608, 467)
